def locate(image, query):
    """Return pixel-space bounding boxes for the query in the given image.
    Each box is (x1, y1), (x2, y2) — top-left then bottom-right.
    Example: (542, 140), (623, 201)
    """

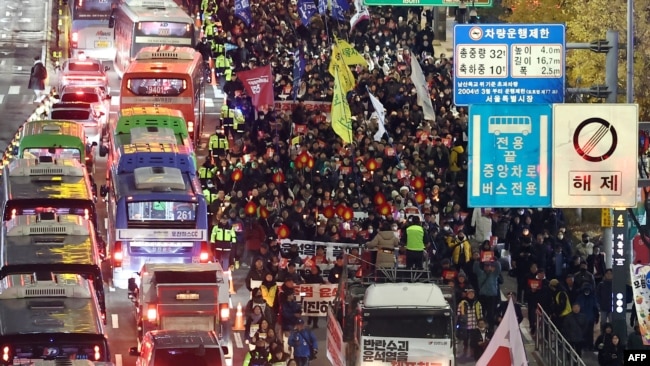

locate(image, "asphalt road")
(0, 1), (545, 366)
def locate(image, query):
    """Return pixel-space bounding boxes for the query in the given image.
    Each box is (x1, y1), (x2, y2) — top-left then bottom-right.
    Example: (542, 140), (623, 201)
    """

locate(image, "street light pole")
(627, 0), (634, 104)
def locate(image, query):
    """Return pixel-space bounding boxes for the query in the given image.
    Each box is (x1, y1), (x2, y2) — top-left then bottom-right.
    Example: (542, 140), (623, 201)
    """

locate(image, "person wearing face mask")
(448, 231), (472, 271)
(366, 221), (400, 269)
(555, 228), (573, 258)
(574, 260), (596, 291)
(575, 233), (595, 261)
(243, 339), (272, 366)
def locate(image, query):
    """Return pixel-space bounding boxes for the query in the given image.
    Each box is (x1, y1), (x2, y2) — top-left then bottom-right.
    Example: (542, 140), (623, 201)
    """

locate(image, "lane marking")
(233, 332), (244, 349)
(0, 95), (4, 104)
(111, 313), (119, 329)
(0, 60), (5, 65)
(115, 354), (122, 366)
(205, 98), (214, 108)
(8, 86), (20, 95)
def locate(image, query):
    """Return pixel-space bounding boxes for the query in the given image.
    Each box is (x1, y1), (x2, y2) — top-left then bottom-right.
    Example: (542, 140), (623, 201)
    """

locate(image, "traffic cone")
(229, 271), (236, 295)
(195, 13), (201, 29)
(233, 302), (245, 330)
(209, 58), (217, 87)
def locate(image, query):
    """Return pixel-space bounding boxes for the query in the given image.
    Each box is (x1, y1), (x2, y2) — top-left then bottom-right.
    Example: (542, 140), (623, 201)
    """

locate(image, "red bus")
(119, 46), (205, 147)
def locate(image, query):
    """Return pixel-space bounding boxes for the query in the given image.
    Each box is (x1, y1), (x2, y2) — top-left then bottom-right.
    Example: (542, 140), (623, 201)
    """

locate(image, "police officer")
(208, 127), (229, 159)
(220, 100), (236, 137)
(202, 181), (219, 221)
(210, 215), (237, 270)
(198, 157), (216, 187)
(232, 107), (246, 139)
(402, 216), (428, 270)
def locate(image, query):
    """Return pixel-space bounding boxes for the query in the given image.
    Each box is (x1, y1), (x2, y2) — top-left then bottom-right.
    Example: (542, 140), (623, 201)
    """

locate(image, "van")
(129, 330), (229, 366)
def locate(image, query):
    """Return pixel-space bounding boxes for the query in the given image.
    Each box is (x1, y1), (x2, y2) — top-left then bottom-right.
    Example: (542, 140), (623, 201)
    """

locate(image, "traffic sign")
(468, 104), (552, 208)
(552, 104), (638, 208)
(453, 24), (566, 106)
(363, 0), (492, 7)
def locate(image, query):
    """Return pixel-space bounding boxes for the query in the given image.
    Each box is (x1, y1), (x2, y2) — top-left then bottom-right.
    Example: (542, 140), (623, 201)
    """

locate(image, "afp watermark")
(625, 351), (650, 364)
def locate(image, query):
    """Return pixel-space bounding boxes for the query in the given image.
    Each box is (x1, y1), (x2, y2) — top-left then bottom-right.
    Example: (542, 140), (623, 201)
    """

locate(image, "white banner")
(630, 264), (650, 345)
(327, 308), (345, 366)
(360, 337), (453, 365)
(116, 229), (207, 241)
(278, 239), (362, 264)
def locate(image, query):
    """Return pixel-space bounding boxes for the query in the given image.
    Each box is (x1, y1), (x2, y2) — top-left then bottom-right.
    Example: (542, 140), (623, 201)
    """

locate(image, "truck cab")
(129, 330), (228, 366)
(127, 263), (232, 365)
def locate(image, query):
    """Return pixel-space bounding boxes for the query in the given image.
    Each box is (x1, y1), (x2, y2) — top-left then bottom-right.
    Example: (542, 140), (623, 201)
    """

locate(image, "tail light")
(187, 121), (194, 133)
(93, 345), (101, 361)
(199, 241), (210, 263)
(71, 32), (79, 44)
(220, 303), (230, 321)
(2, 346), (10, 363)
(147, 305), (157, 322)
(113, 241), (123, 267)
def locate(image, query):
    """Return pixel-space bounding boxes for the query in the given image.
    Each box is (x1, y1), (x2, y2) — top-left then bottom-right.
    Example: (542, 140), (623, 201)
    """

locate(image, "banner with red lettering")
(238, 65), (274, 108)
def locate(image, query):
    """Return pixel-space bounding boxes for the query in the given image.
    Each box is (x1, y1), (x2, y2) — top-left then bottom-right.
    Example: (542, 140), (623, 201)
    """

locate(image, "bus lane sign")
(468, 104), (552, 208)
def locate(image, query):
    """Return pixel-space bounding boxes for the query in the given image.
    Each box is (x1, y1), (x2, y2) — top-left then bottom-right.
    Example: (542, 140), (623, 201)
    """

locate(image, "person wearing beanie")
(549, 278), (572, 329)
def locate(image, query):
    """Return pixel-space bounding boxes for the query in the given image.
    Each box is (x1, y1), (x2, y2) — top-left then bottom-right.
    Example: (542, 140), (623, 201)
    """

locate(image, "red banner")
(238, 65), (274, 108)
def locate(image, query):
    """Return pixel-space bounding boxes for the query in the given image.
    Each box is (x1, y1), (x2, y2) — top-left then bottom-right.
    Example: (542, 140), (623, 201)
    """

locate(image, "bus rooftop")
(111, 143), (195, 175)
(363, 282), (449, 309)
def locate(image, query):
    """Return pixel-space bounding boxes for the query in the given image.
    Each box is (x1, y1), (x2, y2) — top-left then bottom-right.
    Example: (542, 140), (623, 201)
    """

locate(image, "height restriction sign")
(552, 104), (638, 208)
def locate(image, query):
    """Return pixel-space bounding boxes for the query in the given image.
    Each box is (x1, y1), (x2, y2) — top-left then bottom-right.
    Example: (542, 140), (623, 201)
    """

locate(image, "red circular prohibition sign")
(572, 117), (618, 162)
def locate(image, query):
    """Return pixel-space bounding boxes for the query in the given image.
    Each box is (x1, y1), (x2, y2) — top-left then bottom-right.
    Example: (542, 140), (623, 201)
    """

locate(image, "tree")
(567, 0), (650, 119)
(499, 0), (573, 24)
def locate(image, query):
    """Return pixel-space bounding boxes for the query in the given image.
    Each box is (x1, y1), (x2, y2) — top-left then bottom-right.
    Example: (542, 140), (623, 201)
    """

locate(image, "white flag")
(409, 51), (436, 121)
(477, 298), (528, 366)
(368, 91), (386, 142)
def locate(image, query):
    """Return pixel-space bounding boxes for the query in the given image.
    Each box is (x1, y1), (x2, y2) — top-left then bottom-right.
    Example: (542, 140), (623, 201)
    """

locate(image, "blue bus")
(68, 0), (119, 60)
(102, 144), (207, 289)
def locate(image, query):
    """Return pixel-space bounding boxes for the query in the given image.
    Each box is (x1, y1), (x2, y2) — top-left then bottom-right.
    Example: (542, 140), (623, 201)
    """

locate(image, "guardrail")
(535, 304), (586, 366)
(1, 88), (58, 167)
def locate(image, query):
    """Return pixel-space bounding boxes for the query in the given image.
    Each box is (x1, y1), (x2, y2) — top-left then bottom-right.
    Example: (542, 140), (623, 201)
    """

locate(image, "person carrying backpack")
(288, 319), (318, 366)
(244, 339), (271, 366)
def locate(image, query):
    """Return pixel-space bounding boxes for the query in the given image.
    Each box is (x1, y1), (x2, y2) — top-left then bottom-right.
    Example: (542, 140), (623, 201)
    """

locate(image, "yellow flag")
(328, 43), (355, 93)
(291, 136), (301, 145)
(331, 69), (353, 144)
(335, 37), (368, 67)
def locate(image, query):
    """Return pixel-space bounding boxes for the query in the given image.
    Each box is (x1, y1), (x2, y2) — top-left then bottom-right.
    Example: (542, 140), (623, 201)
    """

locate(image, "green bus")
(9, 120), (96, 174)
(101, 106), (196, 166)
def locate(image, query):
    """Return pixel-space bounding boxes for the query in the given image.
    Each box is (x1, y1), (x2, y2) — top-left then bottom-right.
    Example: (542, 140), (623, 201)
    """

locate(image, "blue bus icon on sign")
(488, 116), (532, 136)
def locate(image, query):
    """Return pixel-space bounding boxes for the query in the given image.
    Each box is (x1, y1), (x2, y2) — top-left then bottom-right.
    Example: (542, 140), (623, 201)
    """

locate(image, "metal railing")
(535, 304), (586, 366)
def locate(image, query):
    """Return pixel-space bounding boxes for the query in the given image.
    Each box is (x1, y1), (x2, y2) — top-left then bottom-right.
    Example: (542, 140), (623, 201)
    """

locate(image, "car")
(49, 102), (104, 146)
(129, 330), (228, 366)
(56, 86), (110, 127)
(58, 53), (111, 94)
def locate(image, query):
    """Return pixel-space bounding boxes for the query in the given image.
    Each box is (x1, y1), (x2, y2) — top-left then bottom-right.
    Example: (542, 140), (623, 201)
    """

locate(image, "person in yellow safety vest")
(233, 108), (245, 136)
(402, 216), (427, 270)
(202, 182), (219, 219)
(211, 215), (237, 270)
(220, 100), (236, 136)
(548, 279), (572, 329)
(224, 66), (233, 83)
(208, 128), (229, 159)
(213, 31), (227, 58)
(198, 157), (217, 187)
(214, 53), (227, 76)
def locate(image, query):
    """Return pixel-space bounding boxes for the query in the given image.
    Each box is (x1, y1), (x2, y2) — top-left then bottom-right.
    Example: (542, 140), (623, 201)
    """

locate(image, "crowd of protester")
(190, 0), (650, 364)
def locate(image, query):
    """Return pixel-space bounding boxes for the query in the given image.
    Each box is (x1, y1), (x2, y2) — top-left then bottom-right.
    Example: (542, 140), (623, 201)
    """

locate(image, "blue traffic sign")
(453, 24), (565, 106)
(468, 104), (552, 208)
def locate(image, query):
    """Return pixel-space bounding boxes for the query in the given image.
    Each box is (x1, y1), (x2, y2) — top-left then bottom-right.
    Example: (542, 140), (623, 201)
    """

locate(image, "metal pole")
(627, 0), (634, 104)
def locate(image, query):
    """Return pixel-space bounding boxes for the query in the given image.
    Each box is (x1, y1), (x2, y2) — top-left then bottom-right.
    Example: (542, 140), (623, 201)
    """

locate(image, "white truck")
(127, 263), (232, 364)
(344, 281), (456, 366)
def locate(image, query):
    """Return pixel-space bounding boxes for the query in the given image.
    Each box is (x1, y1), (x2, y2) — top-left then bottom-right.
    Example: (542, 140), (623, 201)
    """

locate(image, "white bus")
(488, 116), (532, 135)
(67, 0), (119, 60)
(108, 0), (197, 78)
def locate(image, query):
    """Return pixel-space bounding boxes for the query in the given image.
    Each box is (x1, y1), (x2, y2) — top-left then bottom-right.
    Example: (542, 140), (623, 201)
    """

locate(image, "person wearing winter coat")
(244, 220), (267, 266)
(303, 266), (325, 329)
(473, 260), (501, 328)
(259, 273), (279, 312)
(599, 334), (624, 366)
(280, 293), (303, 333)
(246, 288), (276, 326)
(562, 304), (588, 356)
(288, 319), (318, 366)
(366, 222), (399, 268)
(596, 269), (614, 333)
(575, 283), (600, 350)
(595, 323), (614, 357)
(627, 325), (650, 350)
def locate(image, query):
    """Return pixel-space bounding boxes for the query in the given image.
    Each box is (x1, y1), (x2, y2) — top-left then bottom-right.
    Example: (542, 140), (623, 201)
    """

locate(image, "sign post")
(551, 104), (638, 208)
(468, 104), (552, 207)
(611, 210), (629, 343)
(453, 24), (566, 106)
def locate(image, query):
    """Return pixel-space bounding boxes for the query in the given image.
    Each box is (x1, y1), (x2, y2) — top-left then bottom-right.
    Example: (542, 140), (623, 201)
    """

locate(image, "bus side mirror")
(100, 185), (108, 198)
(99, 145), (108, 157)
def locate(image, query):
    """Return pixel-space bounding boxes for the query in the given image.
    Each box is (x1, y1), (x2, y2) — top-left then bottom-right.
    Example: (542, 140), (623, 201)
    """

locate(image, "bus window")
(136, 21), (193, 40)
(126, 78), (187, 96)
(127, 201), (197, 222)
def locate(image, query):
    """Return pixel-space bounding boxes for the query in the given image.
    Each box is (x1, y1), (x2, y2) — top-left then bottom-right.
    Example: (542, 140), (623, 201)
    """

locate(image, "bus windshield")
(22, 147), (82, 161)
(362, 314), (451, 339)
(127, 201), (196, 222)
(136, 21), (193, 39)
(126, 78), (187, 96)
(73, 0), (113, 20)
(154, 348), (223, 366)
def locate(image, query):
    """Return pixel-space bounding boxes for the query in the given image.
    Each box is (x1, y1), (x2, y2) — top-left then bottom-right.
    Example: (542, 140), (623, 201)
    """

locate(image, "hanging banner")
(327, 308), (345, 366)
(630, 264), (650, 345)
(238, 65), (274, 107)
(250, 281), (338, 317)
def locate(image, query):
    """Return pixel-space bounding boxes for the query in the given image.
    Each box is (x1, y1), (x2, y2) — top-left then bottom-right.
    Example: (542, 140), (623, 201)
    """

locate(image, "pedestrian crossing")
(0, 84), (38, 106)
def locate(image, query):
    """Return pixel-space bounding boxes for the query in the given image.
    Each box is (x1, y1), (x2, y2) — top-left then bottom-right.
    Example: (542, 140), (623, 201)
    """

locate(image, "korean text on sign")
(569, 171), (622, 196)
(298, 283), (337, 317)
(362, 339), (409, 363)
(481, 134), (538, 197)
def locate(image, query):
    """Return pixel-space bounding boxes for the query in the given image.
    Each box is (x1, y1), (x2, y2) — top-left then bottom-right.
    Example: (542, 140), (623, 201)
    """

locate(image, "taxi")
(58, 53), (111, 94)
